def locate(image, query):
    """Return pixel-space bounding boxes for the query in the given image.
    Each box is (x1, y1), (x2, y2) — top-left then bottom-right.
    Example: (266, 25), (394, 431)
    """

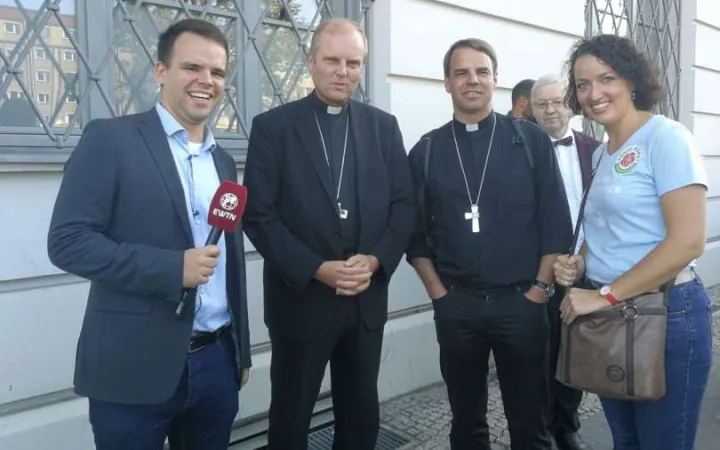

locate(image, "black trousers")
(267, 298), (384, 450)
(433, 285), (552, 450)
(546, 287), (584, 437)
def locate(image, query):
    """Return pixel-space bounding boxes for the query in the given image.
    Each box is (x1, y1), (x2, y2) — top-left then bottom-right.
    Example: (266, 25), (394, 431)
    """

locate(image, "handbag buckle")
(621, 304), (639, 320)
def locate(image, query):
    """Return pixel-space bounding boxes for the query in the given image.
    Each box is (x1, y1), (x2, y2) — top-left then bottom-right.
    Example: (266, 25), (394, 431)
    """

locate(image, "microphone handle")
(175, 288), (194, 317)
(176, 227), (224, 318)
(205, 227), (222, 246)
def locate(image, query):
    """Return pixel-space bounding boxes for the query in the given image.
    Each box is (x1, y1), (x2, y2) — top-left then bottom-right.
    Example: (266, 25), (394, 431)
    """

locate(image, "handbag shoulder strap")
(570, 150), (605, 255)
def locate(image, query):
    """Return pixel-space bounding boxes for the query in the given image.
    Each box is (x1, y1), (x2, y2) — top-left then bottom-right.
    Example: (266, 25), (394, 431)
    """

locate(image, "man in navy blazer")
(47, 18), (251, 450)
(531, 74), (600, 450)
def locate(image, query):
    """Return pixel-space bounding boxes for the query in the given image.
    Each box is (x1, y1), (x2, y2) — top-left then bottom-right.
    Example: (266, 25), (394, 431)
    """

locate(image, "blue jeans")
(88, 331), (239, 450)
(599, 279), (713, 449)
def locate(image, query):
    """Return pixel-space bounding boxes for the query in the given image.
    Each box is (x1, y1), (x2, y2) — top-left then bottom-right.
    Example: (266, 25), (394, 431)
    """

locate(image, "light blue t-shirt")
(583, 115), (708, 284)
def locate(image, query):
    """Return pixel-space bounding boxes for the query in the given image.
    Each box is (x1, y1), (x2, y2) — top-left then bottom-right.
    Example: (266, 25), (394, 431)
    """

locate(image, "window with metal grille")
(0, 0), (373, 164)
(584, 0), (681, 135)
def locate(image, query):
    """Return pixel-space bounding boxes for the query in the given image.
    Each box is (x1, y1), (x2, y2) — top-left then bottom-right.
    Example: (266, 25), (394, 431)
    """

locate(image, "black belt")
(189, 324), (231, 354)
(457, 283), (532, 299)
(442, 278), (532, 296)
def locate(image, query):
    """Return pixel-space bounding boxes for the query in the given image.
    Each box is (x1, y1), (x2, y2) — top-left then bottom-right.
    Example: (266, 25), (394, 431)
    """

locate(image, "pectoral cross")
(338, 202), (348, 220)
(464, 204), (480, 233)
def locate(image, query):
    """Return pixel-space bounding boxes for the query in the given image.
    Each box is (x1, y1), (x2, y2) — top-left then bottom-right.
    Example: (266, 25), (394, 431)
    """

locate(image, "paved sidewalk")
(380, 286), (720, 449)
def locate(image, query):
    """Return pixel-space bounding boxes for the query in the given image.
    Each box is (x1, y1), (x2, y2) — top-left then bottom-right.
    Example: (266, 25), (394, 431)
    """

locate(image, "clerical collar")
(311, 90), (348, 115)
(453, 112), (494, 133)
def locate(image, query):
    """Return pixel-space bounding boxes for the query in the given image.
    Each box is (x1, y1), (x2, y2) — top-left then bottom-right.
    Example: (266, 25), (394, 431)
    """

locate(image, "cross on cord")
(465, 204), (480, 233)
(337, 201), (348, 220)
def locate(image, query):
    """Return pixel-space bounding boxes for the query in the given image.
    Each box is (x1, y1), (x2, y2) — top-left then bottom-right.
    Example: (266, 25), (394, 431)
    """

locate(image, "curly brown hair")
(564, 34), (664, 114)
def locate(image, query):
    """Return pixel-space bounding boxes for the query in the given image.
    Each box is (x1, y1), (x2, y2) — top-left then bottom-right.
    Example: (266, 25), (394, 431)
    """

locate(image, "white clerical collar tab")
(327, 105), (342, 115)
(466, 123), (479, 132)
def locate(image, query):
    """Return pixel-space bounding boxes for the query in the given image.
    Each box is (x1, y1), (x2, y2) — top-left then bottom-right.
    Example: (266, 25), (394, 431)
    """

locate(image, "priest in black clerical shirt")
(406, 39), (572, 450)
(310, 92), (361, 256)
(243, 18), (415, 450)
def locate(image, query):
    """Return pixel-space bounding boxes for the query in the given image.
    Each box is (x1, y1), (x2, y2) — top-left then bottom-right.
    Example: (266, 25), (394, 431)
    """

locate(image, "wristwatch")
(599, 285), (619, 305)
(533, 280), (555, 297)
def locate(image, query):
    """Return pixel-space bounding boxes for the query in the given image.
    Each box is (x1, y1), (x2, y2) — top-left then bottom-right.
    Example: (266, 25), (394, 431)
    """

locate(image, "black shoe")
(555, 432), (591, 450)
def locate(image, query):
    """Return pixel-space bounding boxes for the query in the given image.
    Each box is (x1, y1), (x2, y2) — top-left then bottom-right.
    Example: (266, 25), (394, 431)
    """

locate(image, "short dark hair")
(157, 18), (229, 66)
(443, 38), (498, 78)
(564, 34), (664, 114)
(511, 79), (535, 105)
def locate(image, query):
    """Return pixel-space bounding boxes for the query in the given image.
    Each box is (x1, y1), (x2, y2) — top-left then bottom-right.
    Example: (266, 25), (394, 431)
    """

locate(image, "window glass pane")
(586, 0), (681, 122)
(113, 0), (243, 137)
(0, 0), (81, 129)
(260, 0), (323, 112)
(112, 2), (161, 117)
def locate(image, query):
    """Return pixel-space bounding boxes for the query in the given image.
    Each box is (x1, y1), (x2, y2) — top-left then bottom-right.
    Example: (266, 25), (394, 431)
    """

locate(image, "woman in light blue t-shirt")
(554, 34), (713, 450)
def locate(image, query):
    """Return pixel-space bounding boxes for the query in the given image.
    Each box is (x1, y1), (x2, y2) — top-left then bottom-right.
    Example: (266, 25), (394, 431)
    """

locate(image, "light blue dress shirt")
(155, 103), (231, 332)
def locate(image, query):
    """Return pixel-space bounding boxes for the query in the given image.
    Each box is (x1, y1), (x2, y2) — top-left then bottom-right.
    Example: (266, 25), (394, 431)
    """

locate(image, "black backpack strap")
(423, 133), (433, 182)
(511, 119), (535, 176)
(419, 130), (435, 248)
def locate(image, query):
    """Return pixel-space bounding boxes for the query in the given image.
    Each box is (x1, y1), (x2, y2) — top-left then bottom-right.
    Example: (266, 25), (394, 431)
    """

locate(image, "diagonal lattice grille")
(0, 0), (372, 147)
(585, 0), (680, 120)
(0, 0), (85, 146)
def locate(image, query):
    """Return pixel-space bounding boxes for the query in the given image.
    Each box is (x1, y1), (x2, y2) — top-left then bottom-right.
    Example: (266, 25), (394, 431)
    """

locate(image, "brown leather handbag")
(555, 159), (669, 402)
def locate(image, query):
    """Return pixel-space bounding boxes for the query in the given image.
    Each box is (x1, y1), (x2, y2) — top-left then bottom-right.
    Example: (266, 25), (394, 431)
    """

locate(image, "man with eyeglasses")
(530, 74), (600, 450)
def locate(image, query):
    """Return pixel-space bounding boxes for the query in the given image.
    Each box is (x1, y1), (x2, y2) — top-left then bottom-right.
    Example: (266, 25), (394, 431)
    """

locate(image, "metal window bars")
(0, 0), (372, 152)
(0, 1), (679, 155)
(583, 0), (681, 136)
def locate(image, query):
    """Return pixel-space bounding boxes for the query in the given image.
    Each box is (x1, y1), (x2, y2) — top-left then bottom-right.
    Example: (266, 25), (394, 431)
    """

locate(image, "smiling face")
(309, 24), (366, 106)
(531, 82), (573, 138)
(573, 54), (635, 128)
(444, 47), (497, 120)
(155, 31), (227, 139)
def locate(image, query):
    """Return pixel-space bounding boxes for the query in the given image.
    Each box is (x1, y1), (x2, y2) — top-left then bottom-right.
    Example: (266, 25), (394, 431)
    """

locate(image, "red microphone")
(204, 180), (248, 245)
(175, 181), (248, 317)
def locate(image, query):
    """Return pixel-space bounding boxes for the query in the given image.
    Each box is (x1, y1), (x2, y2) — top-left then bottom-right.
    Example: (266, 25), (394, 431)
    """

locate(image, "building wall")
(680, 0), (720, 286)
(0, 1), (717, 449)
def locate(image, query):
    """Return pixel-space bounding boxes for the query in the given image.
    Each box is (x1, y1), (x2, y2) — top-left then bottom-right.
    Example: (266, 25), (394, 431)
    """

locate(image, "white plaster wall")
(384, 0), (585, 147)
(681, 0), (720, 286)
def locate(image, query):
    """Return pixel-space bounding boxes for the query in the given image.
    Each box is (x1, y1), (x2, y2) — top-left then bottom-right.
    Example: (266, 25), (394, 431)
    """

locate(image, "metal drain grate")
(307, 424), (411, 450)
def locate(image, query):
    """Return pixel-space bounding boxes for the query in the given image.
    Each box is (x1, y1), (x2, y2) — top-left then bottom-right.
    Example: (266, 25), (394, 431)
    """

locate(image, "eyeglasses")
(533, 100), (566, 110)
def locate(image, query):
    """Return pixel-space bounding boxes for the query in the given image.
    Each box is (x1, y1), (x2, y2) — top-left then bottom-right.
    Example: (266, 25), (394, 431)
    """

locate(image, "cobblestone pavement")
(380, 285), (720, 450)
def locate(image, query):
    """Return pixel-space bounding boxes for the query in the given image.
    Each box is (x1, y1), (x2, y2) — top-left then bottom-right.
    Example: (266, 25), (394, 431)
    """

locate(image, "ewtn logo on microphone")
(213, 193), (239, 221)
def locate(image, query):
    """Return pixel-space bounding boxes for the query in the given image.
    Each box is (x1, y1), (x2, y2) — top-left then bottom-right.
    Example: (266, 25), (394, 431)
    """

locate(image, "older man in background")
(531, 74), (600, 450)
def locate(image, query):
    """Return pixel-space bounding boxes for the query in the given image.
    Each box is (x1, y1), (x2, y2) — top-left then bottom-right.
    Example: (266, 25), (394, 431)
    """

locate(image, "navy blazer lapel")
(137, 110), (193, 242)
(295, 96), (336, 208)
(573, 130), (594, 191)
(212, 148), (234, 182)
(349, 100), (370, 224)
(212, 149), (240, 253)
